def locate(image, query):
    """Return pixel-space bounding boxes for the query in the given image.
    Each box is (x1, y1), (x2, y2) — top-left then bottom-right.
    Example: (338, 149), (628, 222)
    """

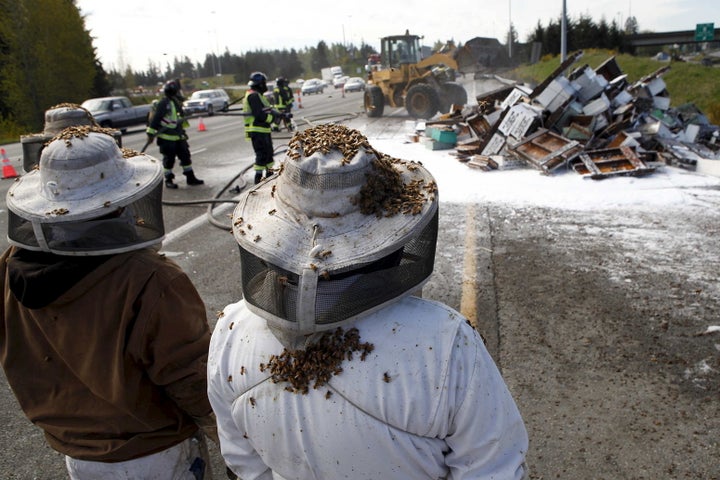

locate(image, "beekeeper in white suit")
(208, 124), (529, 480)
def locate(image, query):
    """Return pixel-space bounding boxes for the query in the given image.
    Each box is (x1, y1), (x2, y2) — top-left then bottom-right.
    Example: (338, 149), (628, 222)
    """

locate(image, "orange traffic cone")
(1, 148), (18, 179)
(297, 89), (303, 109)
(198, 118), (206, 132)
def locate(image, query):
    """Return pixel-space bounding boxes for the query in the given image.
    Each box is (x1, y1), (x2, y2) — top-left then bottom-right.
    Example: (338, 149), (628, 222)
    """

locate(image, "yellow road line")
(460, 204), (478, 326)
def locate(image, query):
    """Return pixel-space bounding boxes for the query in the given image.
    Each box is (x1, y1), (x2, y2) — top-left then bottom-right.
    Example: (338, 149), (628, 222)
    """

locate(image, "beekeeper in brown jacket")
(0, 127), (216, 479)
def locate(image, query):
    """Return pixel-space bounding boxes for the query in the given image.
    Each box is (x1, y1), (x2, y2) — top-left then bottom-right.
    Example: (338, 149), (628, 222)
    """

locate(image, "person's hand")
(284, 112), (293, 119)
(146, 133), (154, 142)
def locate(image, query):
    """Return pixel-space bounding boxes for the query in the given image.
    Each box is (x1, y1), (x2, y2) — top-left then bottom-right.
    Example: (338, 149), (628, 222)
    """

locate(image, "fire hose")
(158, 111), (360, 231)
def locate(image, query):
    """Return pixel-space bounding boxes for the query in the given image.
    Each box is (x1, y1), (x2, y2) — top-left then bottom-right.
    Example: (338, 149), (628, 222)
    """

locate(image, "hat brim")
(7, 153), (162, 223)
(233, 162), (438, 275)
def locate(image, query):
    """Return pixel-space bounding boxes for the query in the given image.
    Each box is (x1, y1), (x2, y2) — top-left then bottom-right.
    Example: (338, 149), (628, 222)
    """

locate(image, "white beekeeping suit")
(208, 124), (529, 480)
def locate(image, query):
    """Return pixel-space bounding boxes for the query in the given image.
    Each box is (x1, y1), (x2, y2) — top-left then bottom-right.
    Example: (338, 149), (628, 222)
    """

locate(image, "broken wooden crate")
(568, 146), (655, 179)
(508, 129), (584, 174)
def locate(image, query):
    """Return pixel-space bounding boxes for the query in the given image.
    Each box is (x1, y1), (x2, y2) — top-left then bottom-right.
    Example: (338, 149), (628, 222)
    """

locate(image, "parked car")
(182, 89), (230, 116)
(343, 77), (366, 92)
(333, 75), (349, 89)
(301, 78), (325, 95)
(81, 96), (152, 133)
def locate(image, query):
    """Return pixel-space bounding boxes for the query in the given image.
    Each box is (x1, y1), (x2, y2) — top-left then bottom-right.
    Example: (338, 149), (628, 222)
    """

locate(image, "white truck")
(321, 66), (343, 85)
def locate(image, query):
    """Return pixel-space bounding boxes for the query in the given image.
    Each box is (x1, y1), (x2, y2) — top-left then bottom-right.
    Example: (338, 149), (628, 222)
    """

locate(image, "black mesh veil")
(7, 182), (164, 255)
(239, 209), (438, 330)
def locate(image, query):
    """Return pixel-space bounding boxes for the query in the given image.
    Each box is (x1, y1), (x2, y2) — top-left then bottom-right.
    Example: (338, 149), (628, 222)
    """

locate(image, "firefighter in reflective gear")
(244, 72), (289, 184)
(146, 79), (204, 189)
(272, 77), (295, 132)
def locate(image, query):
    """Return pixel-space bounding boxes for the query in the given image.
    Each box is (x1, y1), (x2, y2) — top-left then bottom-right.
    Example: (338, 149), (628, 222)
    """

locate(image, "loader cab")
(382, 31), (422, 69)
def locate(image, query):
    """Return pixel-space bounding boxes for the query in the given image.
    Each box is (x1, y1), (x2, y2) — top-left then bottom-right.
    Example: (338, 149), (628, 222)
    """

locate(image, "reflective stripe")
(243, 91), (272, 134)
(158, 101), (183, 141)
(274, 87), (294, 108)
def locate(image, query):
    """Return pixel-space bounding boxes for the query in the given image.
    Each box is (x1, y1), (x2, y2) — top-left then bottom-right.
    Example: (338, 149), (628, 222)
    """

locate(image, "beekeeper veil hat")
(232, 124), (439, 346)
(7, 126), (164, 255)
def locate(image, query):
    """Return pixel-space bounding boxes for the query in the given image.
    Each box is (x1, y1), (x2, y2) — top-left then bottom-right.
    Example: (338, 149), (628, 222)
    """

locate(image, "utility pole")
(211, 11), (221, 77)
(561, 0), (567, 61)
(508, 0), (513, 58)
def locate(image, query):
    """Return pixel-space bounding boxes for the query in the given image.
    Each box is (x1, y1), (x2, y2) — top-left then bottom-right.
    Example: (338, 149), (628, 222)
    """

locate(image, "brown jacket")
(0, 247), (212, 462)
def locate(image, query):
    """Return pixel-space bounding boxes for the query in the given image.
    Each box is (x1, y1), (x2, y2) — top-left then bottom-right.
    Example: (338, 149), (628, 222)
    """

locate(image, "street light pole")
(508, 0), (513, 58)
(211, 11), (221, 77)
(561, 0), (567, 62)
(216, 33), (222, 77)
(208, 29), (216, 77)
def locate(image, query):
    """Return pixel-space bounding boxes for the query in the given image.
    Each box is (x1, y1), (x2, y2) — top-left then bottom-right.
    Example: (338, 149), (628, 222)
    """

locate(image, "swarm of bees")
(121, 147), (142, 158)
(354, 154), (437, 217)
(47, 208), (69, 216)
(283, 124), (435, 219)
(48, 102), (94, 118)
(287, 124), (377, 164)
(52, 125), (119, 147)
(259, 326), (374, 395)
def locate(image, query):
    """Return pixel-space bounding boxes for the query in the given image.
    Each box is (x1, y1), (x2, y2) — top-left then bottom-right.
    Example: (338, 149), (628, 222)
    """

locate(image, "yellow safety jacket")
(243, 90), (273, 139)
(146, 98), (189, 141)
(273, 86), (294, 109)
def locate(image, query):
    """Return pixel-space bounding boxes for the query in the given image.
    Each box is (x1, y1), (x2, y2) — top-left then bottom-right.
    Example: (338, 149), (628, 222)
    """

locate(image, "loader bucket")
(454, 44), (484, 74)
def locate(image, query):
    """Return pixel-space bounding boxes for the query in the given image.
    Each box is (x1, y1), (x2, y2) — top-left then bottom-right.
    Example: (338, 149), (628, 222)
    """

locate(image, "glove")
(146, 133), (155, 142)
(284, 112), (293, 119)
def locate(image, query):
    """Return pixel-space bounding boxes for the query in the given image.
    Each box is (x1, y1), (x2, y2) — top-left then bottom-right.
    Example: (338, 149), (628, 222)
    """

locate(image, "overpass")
(627, 28), (720, 47)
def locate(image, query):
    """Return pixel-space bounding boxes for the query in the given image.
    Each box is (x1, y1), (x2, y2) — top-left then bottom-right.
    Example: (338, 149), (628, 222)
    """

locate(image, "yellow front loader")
(364, 30), (481, 119)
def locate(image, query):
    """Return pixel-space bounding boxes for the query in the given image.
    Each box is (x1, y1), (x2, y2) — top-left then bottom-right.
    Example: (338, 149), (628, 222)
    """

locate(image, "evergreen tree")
(312, 41), (330, 72)
(0, 0), (101, 131)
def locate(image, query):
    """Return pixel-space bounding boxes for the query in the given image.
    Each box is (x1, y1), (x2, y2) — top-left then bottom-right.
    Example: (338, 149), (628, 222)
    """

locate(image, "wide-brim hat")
(232, 124), (438, 276)
(8, 128), (162, 224)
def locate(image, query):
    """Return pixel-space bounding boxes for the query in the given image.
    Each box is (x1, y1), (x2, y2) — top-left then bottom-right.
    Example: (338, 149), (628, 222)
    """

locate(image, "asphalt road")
(1, 78), (719, 479)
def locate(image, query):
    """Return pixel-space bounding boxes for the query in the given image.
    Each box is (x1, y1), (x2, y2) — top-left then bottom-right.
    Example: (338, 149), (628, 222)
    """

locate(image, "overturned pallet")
(569, 146), (655, 179)
(508, 129), (584, 174)
(466, 155), (499, 171)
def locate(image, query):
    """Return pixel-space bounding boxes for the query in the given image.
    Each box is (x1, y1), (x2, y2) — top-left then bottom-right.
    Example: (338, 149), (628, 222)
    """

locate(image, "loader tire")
(365, 86), (385, 118)
(405, 84), (438, 119)
(439, 82), (468, 114)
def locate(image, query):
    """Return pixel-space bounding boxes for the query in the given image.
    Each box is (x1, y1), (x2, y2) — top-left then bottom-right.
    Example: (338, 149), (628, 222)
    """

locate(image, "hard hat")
(163, 80), (179, 97)
(230, 124), (438, 347)
(249, 72), (268, 92)
(7, 126), (165, 255)
(276, 76), (287, 86)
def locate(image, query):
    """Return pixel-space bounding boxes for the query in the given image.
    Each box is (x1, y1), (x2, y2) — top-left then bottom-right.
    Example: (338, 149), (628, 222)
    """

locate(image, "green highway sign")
(695, 23), (714, 42)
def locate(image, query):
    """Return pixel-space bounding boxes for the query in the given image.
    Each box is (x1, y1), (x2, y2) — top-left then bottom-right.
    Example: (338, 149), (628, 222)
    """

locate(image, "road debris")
(416, 52), (720, 180)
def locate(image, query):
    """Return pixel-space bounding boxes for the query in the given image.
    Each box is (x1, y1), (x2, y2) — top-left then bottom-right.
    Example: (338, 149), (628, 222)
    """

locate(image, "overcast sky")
(75, 0), (719, 72)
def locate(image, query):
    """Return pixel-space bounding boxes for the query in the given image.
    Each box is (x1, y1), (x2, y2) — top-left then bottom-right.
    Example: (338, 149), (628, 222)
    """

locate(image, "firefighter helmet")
(163, 80), (179, 97)
(249, 72), (268, 93)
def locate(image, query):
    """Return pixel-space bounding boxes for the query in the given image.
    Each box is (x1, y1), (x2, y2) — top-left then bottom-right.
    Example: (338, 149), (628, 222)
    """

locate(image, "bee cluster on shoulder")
(259, 327), (375, 395)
